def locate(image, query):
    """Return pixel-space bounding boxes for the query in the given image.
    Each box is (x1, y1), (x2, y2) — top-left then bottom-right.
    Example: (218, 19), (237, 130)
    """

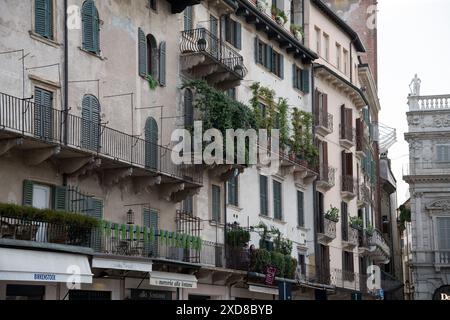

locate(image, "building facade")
(0, 0), (391, 300)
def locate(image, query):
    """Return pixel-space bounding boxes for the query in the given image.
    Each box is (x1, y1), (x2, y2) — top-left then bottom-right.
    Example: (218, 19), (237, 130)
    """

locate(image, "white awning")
(0, 248), (93, 284)
(248, 285), (279, 296)
(92, 257), (152, 273)
(149, 271), (197, 289)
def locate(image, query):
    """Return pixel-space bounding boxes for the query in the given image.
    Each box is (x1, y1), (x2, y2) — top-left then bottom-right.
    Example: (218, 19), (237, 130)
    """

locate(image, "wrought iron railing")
(180, 28), (247, 78)
(342, 175), (357, 194)
(318, 164), (336, 186)
(367, 229), (391, 257)
(340, 125), (355, 143)
(316, 111), (333, 133)
(0, 92), (202, 184)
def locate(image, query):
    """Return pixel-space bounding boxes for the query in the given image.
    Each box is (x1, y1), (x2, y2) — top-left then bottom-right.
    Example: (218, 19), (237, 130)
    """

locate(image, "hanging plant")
(147, 75), (159, 90)
(349, 216), (364, 230)
(278, 98), (289, 150)
(129, 225), (134, 241)
(121, 224), (127, 240)
(149, 227), (155, 244)
(290, 108), (318, 167)
(143, 226), (149, 244)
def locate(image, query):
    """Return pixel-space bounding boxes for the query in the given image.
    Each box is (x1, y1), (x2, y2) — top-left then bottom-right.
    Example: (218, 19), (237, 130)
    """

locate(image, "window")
(82, 0), (100, 55)
(259, 103), (267, 119)
(341, 202), (349, 241)
(34, 87), (53, 140)
(260, 175), (268, 216)
(314, 89), (328, 127)
(228, 175), (239, 206)
(438, 217), (450, 250)
(148, 0), (157, 11)
(23, 180), (68, 212)
(291, 0), (304, 26)
(342, 151), (354, 191)
(81, 94), (101, 151)
(315, 27), (321, 54)
(343, 49), (349, 75)
(254, 38), (284, 78)
(35, 0), (53, 40)
(212, 185), (221, 222)
(293, 65), (310, 93)
(138, 30), (165, 86)
(145, 117), (159, 170)
(184, 89), (194, 128)
(182, 196), (193, 215)
(323, 33), (330, 60)
(437, 145), (450, 163)
(273, 180), (282, 220)
(147, 34), (158, 79)
(224, 88), (236, 100)
(297, 191), (305, 227)
(340, 104), (353, 141)
(143, 208), (159, 256)
(298, 254), (306, 276)
(343, 251), (355, 281)
(336, 43), (341, 70)
(224, 15), (242, 49)
(184, 6), (193, 31)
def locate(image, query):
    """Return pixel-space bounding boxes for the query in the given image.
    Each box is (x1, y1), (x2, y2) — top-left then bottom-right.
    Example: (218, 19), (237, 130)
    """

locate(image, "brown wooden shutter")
(315, 89), (321, 125)
(346, 108), (353, 129)
(341, 105), (346, 138)
(322, 93), (328, 126)
(323, 141), (328, 166)
(346, 152), (353, 176)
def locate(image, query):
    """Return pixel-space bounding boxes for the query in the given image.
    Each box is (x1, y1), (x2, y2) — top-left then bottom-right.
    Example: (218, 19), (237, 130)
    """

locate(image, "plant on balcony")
(255, 0), (268, 11)
(349, 216), (363, 230)
(290, 24), (304, 41)
(271, 251), (286, 277)
(399, 204), (411, 232)
(226, 227), (251, 248)
(147, 74), (159, 90)
(272, 227), (293, 256)
(284, 255), (298, 279)
(271, 5), (288, 26)
(278, 98), (290, 150)
(365, 224), (375, 236)
(291, 108), (318, 168)
(253, 248), (271, 273)
(250, 82), (277, 132)
(325, 205), (340, 222)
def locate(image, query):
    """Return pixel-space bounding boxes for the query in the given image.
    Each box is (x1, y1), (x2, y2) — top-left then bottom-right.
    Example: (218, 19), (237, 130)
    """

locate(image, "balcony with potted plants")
(318, 206), (338, 244)
(342, 216), (362, 250)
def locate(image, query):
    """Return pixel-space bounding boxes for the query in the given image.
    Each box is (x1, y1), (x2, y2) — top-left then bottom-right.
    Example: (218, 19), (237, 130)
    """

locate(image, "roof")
(311, 0), (366, 53)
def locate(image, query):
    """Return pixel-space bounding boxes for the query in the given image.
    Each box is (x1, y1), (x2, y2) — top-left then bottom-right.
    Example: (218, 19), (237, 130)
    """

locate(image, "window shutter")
(46, 0), (53, 39)
(159, 41), (166, 86)
(143, 208), (159, 256)
(235, 21), (242, 49)
(89, 198), (103, 251)
(145, 118), (159, 170)
(323, 141), (329, 166)
(35, 0), (47, 37)
(34, 87), (53, 140)
(82, 0), (94, 52)
(23, 180), (34, 207)
(341, 151), (347, 177)
(212, 185), (221, 222)
(254, 37), (260, 63)
(260, 175), (268, 216)
(322, 93), (328, 120)
(279, 54), (284, 79)
(266, 45), (272, 69)
(92, 4), (100, 54)
(341, 202), (348, 241)
(346, 152), (353, 176)
(273, 181), (282, 220)
(301, 69), (310, 93)
(184, 6), (193, 31)
(297, 191), (304, 227)
(138, 28), (147, 77)
(292, 64), (297, 89)
(184, 89), (194, 128)
(53, 186), (67, 211)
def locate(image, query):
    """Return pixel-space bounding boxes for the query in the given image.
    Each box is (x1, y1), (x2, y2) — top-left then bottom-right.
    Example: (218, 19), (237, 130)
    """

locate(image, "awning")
(248, 285), (279, 296)
(92, 257), (152, 273)
(0, 248), (92, 284)
(149, 271), (197, 289)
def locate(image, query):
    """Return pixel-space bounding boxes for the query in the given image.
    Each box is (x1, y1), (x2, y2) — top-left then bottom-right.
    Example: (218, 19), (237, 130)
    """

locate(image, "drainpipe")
(63, 0), (69, 187)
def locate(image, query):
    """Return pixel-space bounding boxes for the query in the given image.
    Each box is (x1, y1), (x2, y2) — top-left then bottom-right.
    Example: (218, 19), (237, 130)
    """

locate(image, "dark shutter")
(273, 181), (282, 220)
(346, 152), (353, 176)
(323, 141), (328, 166)
(297, 191), (304, 227)
(88, 198), (103, 252)
(340, 105), (346, 138)
(212, 185), (221, 222)
(260, 175), (268, 216)
(35, 0), (53, 39)
(210, 16), (219, 59)
(184, 89), (194, 128)
(341, 202), (348, 241)
(184, 6), (193, 31)
(23, 180), (34, 207)
(144, 208), (159, 257)
(265, 45), (272, 69)
(138, 28), (147, 77)
(341, 151), (347, 177)
(81, 95), (100, 151)
(292, 64), (297, 89)
(279, 54), (284, 79)
(254, 37), (260, 63)
(145, 117), (159, 170)
(183, 196), (193, 215)
(53, 186), (67, 211)
(82, 0), (99, 54)
(314, 89), (320, 125)
(301, 69), (310, 93)
(159, 41), (166, 86)
(34, 87), (53, 140)
(322, 93), (328, 123)
(235, 21), (242, 49)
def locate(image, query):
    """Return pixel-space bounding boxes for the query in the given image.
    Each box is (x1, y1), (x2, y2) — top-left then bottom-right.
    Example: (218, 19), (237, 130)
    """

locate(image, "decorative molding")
(426, 199), (450, 211)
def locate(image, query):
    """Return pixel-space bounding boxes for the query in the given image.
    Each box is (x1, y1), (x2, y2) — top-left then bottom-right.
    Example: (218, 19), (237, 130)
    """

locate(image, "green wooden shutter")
(81, 95), (100, 151)
(34, 87), (53, 140)
(144, 209), (159, 257)
(92, 3), (100, 54)
(145, 117), (159, 170)
(23, 180), (34, 207)
(297, 191), (304, 227)
(159, 41), (166, 86)
(260, 175), (268, 216)
(292, 64), (297, 89)
(82, 0), (99, 54)
(184, 89), (194, 128)
(35, 0), (53, 39)
(254, 37), (259, 63)
(212, 185), (221, 222)
(235, 21), (242, 49)
(279, 54), (284, 79)
(273, 181), (282, 220)
(266, 45), (273, 70)
(53, 186), (67, 211)
(301, 69), (310, 93)
(46, 0), (53, 39)
(88, 198), (103, 252)
(138, 28), (147, 77)
(184, 6), (193, 31)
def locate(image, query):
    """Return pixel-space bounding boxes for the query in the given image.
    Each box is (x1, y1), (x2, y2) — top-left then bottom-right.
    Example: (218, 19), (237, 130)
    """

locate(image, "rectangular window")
(438, 217), (450, 250)
(336, 43), (342, 70)
(224, 88), (236, 100)
(343, 48), (349, 75)
(323, 33), (330, 61)
(343, 251), (355, 281)
(35, 0), (53, 40)
(273, 180), (282, 221)
(260, 175), (268, 216)
(182, 196), (193, 215)
(298, 254), (306, 276)
(224, 16), (242, 49)
(297, 191), (305, 227)
(255, 38), (283, 78)
(437, 145), (450, 163)
(315, 27), (321, 54)
(271, 50), (284, 78)
(228, 175), (239, 206)
(212, 185), (221, 222)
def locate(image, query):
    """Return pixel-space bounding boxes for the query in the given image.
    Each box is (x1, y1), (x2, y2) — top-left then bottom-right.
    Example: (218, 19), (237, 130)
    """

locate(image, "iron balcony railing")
(316, 111), (333, 133)
(180, 28), (247, 78)
(342, 175), (357, 194)
(340, 125), (356, 143)
(0, 92), (202, 185)
(318, 164), (336, 186)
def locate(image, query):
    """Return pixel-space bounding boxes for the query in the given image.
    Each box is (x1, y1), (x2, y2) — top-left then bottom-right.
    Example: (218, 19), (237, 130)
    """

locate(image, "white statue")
(409, 74), (421, 96)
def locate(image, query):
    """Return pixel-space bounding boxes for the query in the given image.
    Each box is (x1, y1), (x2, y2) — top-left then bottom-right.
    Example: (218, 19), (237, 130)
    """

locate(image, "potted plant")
(290, 24), (304, 41)
(271, 6), (287, 26)
(325, 205), (340, 222)
(255, 0), (268, 12)
(365, 224), (375, 236)
(349, 216), (364, 230)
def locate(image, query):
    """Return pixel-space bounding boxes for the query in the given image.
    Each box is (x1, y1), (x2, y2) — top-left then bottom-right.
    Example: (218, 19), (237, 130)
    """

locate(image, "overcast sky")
(378, 0), (450, 204)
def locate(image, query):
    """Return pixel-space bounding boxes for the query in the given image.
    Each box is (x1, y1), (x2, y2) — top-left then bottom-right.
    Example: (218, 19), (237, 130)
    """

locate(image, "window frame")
(273, 180), (283, 221)
(33, 0), (55, 41)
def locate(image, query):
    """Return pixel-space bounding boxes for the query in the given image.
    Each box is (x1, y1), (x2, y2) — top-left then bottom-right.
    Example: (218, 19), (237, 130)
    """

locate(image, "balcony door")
(210, 15), (219, 60)
(34, 87), (53, 140)
(145, 117), (159, 170)
(81, 94), (101, 151)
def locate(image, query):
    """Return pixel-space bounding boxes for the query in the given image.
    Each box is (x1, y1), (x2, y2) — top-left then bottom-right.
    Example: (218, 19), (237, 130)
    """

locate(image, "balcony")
(435, 250), (450, 269)
(339, 125), (356, 149)
(358, 230), (371, 256)
(166, 0), (201, 14)
(408, 93), (450, 111)
(316, 164), (336, 192)
(403, 162), (450, 183)
(357, 182), (371, 207)
(318, 217), (337, 244)
(0, 93), (202, 199)
(331, 268), (368, 293)
(342, 226), (359, 250)
(355, 130), (365, 158)
(341, 176), (357, 200)
(367, 229), (391, 264)
(206, 0), (239, 12)
(278, 151), (318, 184)
(315, 112), (334, 137)
(180, 28), (247, 90)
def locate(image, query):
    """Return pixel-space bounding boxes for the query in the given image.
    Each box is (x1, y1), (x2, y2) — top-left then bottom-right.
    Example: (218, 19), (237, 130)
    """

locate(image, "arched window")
(145, 117), (159, 170)
(82, 0), (100, 54)
(81, 94), (101, 151)
(147, 34), (158, 79)
(184, 89), (194, 128)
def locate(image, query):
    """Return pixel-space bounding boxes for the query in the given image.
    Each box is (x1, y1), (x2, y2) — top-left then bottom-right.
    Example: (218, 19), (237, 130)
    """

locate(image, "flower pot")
(275, 16), (284, 26)
(294, 31), (303, 42)
(256, 0), (267, 11)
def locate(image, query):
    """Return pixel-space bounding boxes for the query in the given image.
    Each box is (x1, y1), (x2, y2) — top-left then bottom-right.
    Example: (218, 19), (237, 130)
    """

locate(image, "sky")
(377, 0), (450, 204)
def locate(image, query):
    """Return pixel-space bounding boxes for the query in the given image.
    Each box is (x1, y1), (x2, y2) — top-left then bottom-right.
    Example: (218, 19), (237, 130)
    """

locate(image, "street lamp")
(126, 209), (135, 225)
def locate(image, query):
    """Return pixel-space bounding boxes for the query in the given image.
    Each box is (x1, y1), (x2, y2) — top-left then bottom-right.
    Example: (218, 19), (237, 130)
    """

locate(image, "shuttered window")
(81, 94), (101, 151)
(341, 202), (348, 241)
(35, 0), (53, 40)
(297, 191), (304, 227)
(138, 28), (147, 77)
(260, 175), (268, 216)
(159, 41), (166, 86)
(144, 208), (159, 256)
(212, 185), (221, 222)
(273, 180), (282, 221)
(343, 251), (355, 281)
(255, 37), (284, 78)
(228, 175), (239, 206)
(34, 87), (53, 140)
(145, 117), (159, 170)
(437, 145), (450, 163)
(184, 6), (193, 31)
(184, 89), (194, 128)
(82, 0), (100, 55)
(183, 196), (194, 215)
(224, 15), (242, 49)
(293, 64), (302, 90)
(23, 180), (69, 211)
